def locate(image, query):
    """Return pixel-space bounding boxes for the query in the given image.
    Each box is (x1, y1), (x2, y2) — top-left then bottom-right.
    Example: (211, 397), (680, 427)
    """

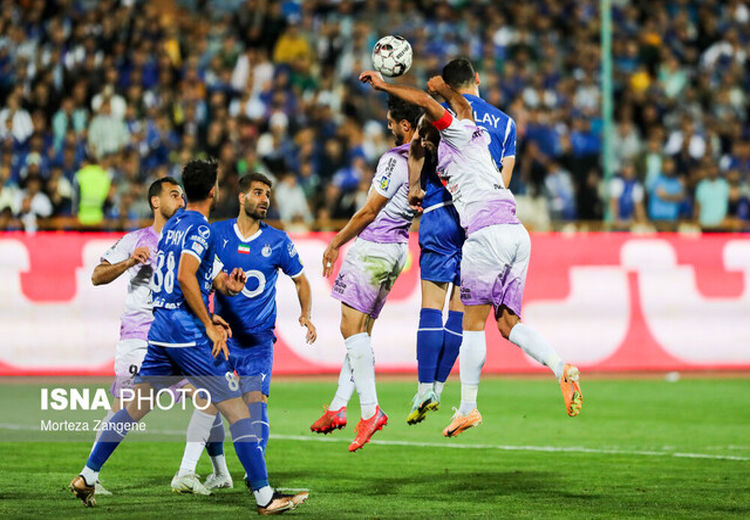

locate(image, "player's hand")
(359, 70), (386, 91)
(211, 313), (232, 338)
(427, 75), (448, 95)
(129, 246), (150, 266)
(408, 186), (425, 212)
(207, 324), (229, 360)
(322, 244), (339, 277)
(226, 268), (246, 295)
(299, 315), (317, 344)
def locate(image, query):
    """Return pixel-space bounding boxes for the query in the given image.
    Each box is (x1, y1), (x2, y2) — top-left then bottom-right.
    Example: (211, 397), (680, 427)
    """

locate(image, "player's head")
(148, 177), (184, 219)
(182, 159), (219, 209)
(239, 172), (272, 220)
(386, 95), (423, 146)
(442, 58), (480, 92)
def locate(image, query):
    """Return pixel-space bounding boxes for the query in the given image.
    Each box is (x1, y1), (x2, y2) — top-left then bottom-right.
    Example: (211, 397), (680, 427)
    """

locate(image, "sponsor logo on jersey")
(198, 225), (210, 239)
(380, 176), (390, 190)
(287, 242), (298, 258)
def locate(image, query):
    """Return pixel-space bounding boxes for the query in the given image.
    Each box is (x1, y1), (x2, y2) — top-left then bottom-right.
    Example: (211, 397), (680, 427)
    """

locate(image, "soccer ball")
(371, 35), (413, 78)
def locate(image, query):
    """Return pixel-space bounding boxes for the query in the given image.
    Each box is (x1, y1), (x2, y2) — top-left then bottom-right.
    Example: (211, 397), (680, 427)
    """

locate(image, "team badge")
(262, 244), (272, 257)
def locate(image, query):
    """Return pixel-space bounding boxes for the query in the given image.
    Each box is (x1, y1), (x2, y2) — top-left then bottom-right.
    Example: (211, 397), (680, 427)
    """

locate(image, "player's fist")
(322, 244), (339, 277)
(129, 246), (150, 266)
(426, 75), (447, 95)
(408, 185), (425, 211)
(359, 70), (386, 91)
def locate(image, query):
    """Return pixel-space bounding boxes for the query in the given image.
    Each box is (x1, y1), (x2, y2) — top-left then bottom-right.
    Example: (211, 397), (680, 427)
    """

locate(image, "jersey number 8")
(152, 251), (176, 294)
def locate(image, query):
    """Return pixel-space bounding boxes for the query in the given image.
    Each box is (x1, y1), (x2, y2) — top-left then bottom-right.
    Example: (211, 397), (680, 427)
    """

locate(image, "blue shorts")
(419, 204), (465, 285)
(137, 338), (242, 403)
(229, 331), (275, 396)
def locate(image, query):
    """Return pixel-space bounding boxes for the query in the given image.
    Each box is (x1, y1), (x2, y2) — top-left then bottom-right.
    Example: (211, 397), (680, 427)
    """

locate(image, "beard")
(394, 132), (405, 146)
(244, 202), (267, 220)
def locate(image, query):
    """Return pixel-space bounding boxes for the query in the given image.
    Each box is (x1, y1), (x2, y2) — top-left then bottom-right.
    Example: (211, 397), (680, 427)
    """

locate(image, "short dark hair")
(181, 159), (218, 202)
(387, 95), (423, 129)
(442, 58), (476, 89)
(239, 172), (273, 193)
(147, 176), (180, 210)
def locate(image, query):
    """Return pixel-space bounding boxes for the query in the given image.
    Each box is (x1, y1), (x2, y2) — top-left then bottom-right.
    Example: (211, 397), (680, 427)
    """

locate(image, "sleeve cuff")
(290, 268), (305, 279)
(431, 110), (453, 131)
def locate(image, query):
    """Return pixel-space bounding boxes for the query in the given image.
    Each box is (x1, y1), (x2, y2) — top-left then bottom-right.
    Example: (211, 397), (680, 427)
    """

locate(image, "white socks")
(178, 409), (216, 477)
(418, 382), (433, 398)
(459, 330), (485, 415)
(330, 353), (355, 410)
(434, 381), (445, 399)
(254, 485), (274, 506)
(509, 323), (564, 379)
(80, 466), (99, 487)
(345, 332), (378, 420)
(210, 453), (229, 476)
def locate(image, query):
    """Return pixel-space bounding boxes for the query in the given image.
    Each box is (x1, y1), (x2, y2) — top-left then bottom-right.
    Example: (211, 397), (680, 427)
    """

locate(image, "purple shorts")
(459, 223), (529, 317)
(331, 238), (408, 319)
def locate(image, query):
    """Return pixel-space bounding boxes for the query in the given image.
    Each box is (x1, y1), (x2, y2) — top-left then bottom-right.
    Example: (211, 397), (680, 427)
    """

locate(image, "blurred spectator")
(609, 162), (646, 230)
(0, 94), (33, 143)
(74, 156), (111, 227)
(694, 162), (729, 229)
(18, 177), (52, 233)
(544, 162), (577, 221)
(274, 171), (313, 226)
(648, 158), (685, 225)
(87, 99), (130, 159)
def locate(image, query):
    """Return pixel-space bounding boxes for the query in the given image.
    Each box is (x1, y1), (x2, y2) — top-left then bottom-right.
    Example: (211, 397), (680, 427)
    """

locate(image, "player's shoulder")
(260, 221), (291, 243)
(210, 218), (235, 235)
(381, 143), (410, 162)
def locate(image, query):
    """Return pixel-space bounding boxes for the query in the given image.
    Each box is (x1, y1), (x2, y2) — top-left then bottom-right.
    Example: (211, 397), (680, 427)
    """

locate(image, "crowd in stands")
(0, 0), (749, 233)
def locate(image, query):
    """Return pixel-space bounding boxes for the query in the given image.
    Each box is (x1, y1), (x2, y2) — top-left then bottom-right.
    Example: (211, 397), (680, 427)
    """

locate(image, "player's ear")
(150, 195), (160, 210)
(475, 72), (480, 87)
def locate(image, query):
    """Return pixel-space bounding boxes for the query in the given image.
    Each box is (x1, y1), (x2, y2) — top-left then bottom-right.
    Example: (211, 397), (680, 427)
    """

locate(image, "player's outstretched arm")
(177, 252), (228, 359)
(426, 76), (473, 122)
(359, 70), (446, 122)
(322, 191), (389, 277)
(292, 272), (317, 344)
(91, 246), (150, 285)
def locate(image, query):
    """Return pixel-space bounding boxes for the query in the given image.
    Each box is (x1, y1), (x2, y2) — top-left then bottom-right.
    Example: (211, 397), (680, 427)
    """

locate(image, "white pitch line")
(1, 423), (747, 462)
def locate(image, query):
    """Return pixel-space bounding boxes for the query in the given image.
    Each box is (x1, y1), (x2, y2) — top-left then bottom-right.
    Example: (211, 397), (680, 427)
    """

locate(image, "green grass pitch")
(1, 376), (749, 519)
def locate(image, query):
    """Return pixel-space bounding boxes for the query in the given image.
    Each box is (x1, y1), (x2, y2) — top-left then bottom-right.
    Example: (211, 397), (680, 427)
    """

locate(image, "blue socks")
(230, 418), (268, 491)
(248, 401), (270, 453)
(86, 408), (137, 471)
(436, 311), (463, 382)
(205, 413), (225, 457)
(417, 308), (444, 383)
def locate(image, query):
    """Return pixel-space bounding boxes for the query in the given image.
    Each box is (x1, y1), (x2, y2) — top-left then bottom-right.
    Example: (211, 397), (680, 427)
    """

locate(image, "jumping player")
(87, 177), (184, 494)
(69, 159), (308, 515)
(310, 96), (422, 451)
(406, 58), (518, 425)
(359, 71), (582, 438)
(172, 172), (317, 492)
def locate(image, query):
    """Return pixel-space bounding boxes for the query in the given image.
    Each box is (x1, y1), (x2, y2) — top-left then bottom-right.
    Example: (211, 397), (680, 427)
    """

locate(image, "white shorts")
(459, 224), (530, 317)
(111, 339), (148, 398)
(331, 238), (409, 319)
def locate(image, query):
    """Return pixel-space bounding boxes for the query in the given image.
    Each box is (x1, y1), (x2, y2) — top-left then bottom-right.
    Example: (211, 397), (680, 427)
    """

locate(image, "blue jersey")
(425, 94), (516, 207)
(148, 208), (221, 346)
(212, 219), (304, 341)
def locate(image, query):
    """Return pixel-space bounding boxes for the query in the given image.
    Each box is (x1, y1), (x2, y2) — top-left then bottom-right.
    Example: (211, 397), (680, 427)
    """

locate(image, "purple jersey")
(100, 226), (159, 341)
(358, 143), (416, 243)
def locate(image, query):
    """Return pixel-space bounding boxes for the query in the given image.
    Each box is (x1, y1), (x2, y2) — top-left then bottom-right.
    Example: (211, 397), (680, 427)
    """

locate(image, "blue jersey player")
(405, 58), (517, 425)
(69, 160), (308, 515)
(172, 172), (316, 492)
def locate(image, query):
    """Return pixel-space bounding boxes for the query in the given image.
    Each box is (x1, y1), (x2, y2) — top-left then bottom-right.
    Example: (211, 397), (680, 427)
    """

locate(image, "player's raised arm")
(322, 190), (389, 277)
(359, 70), (446, 122)
(92, 243), (150, 285)
(426, 75), (473, 122)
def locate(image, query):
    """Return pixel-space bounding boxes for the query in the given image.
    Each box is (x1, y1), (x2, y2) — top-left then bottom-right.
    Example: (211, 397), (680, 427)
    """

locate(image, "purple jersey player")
(310, 95), (422, 452)
(358, 70), (583, 438)
(86, 177), (184, 494)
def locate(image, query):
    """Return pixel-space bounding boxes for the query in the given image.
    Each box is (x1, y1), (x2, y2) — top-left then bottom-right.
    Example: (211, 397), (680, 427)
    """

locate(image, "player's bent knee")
(496, 307), (520, 339)
(216, 397), (251, 424)
(242, 391), (267, 404)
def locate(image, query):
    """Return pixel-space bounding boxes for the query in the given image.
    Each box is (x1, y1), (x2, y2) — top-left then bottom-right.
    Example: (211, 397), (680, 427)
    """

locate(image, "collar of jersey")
(182, 209), (208, 221)
(233, 221), (263, 242)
